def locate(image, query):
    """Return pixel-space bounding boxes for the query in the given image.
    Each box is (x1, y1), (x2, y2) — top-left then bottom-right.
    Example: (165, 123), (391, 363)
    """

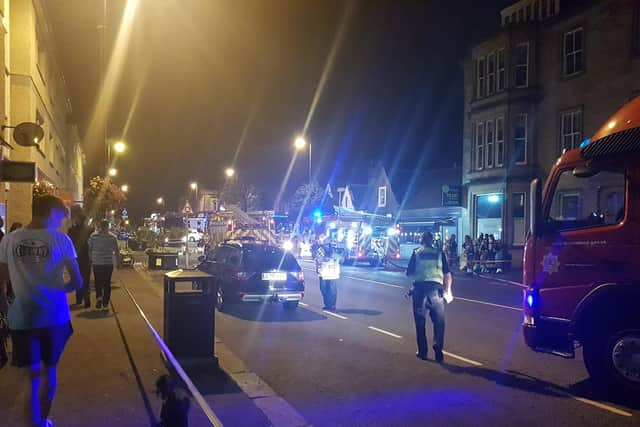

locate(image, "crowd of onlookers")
(439, 233), (512, 274)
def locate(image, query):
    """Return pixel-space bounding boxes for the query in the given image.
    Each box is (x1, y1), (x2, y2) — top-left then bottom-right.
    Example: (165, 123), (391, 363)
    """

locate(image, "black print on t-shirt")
(15, 240), (51, 263)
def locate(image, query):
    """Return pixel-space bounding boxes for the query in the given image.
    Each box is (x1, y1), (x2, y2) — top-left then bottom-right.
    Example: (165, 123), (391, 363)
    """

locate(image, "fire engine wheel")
(584, 324), (640, 393)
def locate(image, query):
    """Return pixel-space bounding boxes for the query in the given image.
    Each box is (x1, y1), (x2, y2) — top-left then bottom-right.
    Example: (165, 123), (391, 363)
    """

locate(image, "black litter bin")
(148, 252), (179, 270)
(163, 270), (217, 364)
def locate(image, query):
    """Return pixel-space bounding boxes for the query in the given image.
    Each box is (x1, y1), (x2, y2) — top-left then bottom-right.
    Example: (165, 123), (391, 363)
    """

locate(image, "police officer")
(406, 231), (453, 363)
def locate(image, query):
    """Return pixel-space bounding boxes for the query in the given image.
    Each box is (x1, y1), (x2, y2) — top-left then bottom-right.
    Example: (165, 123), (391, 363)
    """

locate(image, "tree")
(221, 179), (261, 212)
(83, 176), (127, 219)
(32, 181), (57, 198)
(288, 183), (324, 218)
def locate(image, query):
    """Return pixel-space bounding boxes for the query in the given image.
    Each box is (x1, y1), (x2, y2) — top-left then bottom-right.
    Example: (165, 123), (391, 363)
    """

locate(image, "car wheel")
(283, 301), (299, 310)
(584, 322), (640, 394)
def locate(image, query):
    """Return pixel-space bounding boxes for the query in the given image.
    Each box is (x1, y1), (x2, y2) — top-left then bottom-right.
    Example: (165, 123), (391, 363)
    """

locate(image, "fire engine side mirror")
(530, 178), (542, 238)
(572, 165), (597, 178)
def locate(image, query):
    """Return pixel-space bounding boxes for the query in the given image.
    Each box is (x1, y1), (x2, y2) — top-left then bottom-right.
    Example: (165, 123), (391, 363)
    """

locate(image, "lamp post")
(225, 167), (235, 178)
(106, 140), (127, 176)
(294, 135), (311, 182)
(108, 167), (118, 177)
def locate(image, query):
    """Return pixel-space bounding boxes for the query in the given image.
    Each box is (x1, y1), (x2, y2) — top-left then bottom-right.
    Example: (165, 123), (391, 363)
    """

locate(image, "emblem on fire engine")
(541, 252), (560, 274)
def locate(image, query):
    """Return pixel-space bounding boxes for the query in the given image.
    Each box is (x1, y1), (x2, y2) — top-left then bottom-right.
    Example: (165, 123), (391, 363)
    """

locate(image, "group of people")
(460, 233), (512, 274)
(0, 195), (121, 427)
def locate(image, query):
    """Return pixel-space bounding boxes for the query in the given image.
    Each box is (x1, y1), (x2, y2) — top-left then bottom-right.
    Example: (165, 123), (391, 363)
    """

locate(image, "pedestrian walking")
(89, 220), (119, 311)
(68, 211), (93, 308)
(406, 231), (453, 363)
(0, 194), (83, 427)
(315, 243), (340, 311)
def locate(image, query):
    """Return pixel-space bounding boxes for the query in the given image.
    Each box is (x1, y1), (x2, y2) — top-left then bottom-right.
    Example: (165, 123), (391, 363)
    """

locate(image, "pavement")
(0, 264), (273, 427)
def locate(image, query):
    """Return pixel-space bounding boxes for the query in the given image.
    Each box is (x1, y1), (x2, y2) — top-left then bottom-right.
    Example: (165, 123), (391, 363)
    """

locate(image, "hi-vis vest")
(411, 246), (444, 285)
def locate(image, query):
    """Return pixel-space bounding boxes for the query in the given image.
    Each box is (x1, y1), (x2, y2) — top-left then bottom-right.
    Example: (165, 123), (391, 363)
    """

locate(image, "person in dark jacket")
(68, 211), (93, 307)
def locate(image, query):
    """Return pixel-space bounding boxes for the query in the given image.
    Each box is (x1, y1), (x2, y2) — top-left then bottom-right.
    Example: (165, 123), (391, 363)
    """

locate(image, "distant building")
(2, 0), (86, 227)
(462, 0), (640, 263)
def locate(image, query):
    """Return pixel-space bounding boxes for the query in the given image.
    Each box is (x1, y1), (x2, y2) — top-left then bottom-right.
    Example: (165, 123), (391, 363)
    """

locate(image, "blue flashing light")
(312, 209), (322, 219)
(526, 294), (534, 308)
(579, 138), (591, 149)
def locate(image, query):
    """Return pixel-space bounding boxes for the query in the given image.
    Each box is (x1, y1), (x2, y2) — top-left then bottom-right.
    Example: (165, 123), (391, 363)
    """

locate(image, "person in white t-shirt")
(0, 195), (83, 427)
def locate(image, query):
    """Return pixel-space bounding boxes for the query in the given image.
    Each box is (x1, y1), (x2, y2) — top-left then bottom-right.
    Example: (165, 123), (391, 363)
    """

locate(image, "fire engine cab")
(523, 96), (640, 392)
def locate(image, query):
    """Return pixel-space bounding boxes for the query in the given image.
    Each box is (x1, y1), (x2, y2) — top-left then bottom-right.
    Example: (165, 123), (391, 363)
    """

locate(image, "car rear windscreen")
(243, 246), (300, 271)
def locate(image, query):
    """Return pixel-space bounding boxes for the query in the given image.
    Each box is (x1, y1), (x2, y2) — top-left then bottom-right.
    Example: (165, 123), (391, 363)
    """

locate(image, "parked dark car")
(197, 241), (305, 311)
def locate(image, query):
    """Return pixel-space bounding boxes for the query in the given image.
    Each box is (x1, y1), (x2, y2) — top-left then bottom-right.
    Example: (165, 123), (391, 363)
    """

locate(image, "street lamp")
(294, 135), (311, 182)
(108, 168), (118, 177)
(106, 140), (127, 176)
(225, 167), (235, 178)
(156, 197), (165, 210)
(121, 184), (129, 193)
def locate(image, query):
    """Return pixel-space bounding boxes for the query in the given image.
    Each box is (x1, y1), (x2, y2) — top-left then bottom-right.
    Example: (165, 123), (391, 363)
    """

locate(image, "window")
(564, 28), (584, 76)
(476, 193), (503, 239)
(487, 53), (496, 96)
(512, 192), (526, 245)
(514, 43), (529, 88)
(560, 109), (582, 152)
(548, 169), (626, 231)
(378, 186), (387, 208)
(476, 57), (486, 98)
(497, 49), (506, 91)
(518, 9), (524, 22)
(475, 122), (485, 170)
(513, 114), (527, 164)
(486, 119), (495, 168)
(526, 5), (532, 20)
(496, 117), (505, 167)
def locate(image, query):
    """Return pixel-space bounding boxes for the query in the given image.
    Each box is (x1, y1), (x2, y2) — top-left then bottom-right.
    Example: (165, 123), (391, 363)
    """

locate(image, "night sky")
(47, 0), (512, 222)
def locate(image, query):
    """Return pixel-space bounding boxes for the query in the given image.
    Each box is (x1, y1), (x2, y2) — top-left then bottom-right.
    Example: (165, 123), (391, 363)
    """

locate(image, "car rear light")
(295, 271), (304, 282)
(236, 272), (252, 281)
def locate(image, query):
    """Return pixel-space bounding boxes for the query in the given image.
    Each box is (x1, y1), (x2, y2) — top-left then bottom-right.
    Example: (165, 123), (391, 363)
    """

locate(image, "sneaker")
(415, 352), (427, 361)
(102, 300), (109, 310)
(96, 299), (102, 309)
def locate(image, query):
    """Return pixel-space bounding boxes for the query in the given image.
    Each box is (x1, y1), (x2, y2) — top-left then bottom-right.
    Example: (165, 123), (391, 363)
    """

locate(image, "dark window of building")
(541, 0), (548, 19)
(496, 117), (505, 167)
(487, 53), (496, 95)
(513, 114), (527, 164)
(486, 119), (494, 168)
(564, 28), (584, 76)
(477, 57), (486, 98)
(475, 122), (485, 170)
(534, 1), (540, 19)
(518, 9), (524, 22)
(560, 109), (582, 152)
(511, 12), (516, 23)
(513, 193), (525, 218)
(526, 5), (532, 20)
(514, 43), (529, 88)
(497, 49), (506, 91)
(512, 192), (526, 245)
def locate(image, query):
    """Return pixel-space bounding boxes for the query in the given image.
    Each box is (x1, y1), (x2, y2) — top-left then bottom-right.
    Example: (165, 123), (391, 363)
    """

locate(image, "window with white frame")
(476, 57), (486, 99)
(497, 49), (506, 91)
(487, 53), (496, 96)
(560, 109), (582, 153)
(475, 122), (485, 170)
(514, 43), (529, 88)
(564, 28), (584, 76)
(378, 186), (387, 208)
(486, 119), (495, 168)
(512, 192), (526, 245)
(513, 114), (527, 164)
(496, 117), (505, 167)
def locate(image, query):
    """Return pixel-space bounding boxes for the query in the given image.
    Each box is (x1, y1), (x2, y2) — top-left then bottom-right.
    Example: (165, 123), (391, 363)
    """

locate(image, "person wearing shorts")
(0, 195), (83, 427)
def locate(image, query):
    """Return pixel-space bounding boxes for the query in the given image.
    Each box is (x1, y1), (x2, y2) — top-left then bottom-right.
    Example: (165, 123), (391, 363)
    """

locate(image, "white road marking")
(442, 351), (483, 366)
(342, 276), (405, 289)
(299, 302), (309, 307)
(323, 310), (349, 320)
(455, 297), (521, 312)
(478, 274), (526, 288)
(548, 387), (633, 417)
(368, 326), (402, 339)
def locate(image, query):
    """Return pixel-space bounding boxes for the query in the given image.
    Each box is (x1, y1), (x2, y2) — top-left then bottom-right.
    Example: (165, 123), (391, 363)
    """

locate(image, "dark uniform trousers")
(412, 281), (445, 355)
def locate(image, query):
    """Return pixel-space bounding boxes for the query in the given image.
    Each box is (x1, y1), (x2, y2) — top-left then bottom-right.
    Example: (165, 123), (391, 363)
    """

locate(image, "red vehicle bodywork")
(522, 97), (640, 388)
